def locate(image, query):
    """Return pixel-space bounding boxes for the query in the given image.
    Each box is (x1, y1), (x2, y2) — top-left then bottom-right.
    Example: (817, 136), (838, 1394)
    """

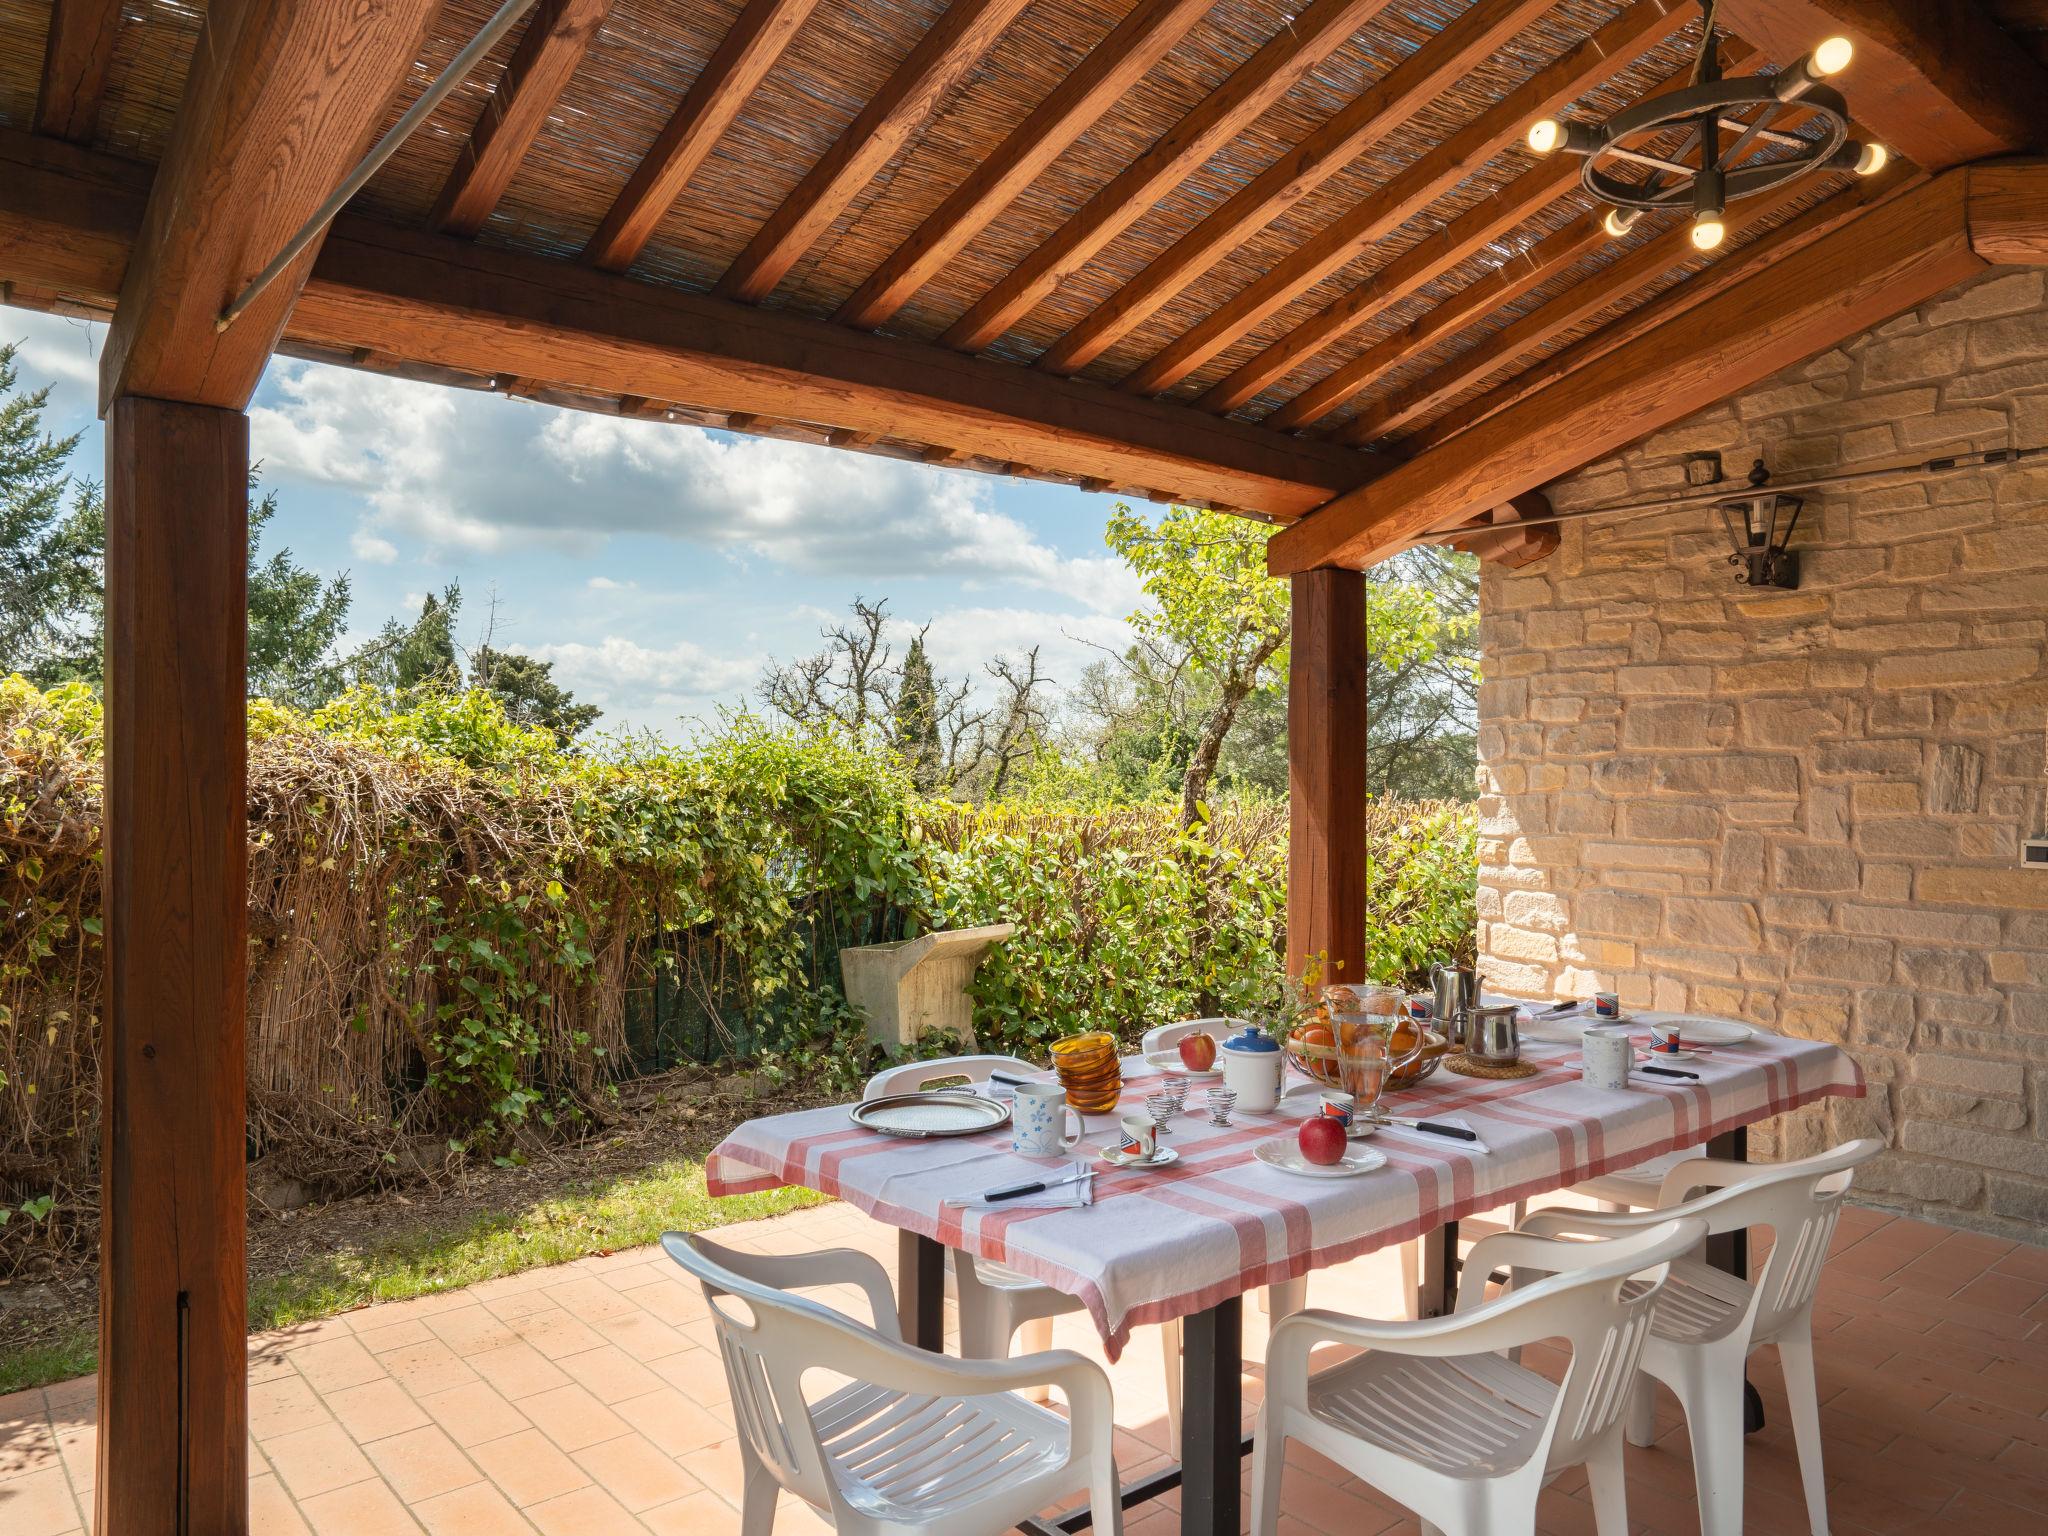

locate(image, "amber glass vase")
(1050, 1031), (1123, 1114)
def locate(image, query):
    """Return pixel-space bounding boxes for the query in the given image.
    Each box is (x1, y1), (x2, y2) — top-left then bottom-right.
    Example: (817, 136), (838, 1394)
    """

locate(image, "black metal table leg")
(1703, 1126), (1765, 1434)
(898, 1230), (945, 1351)
(1179, 1294), (1242, 1536)
(1418, 1219), (1460, 1317)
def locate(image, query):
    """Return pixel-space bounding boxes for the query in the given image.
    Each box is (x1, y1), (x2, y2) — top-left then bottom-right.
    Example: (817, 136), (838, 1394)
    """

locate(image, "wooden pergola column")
(1285, 566), (1368, 984)
(98, 398), (251, 1536)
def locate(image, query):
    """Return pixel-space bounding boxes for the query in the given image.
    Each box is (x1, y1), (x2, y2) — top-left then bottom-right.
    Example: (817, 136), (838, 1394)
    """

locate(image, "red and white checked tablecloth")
(706, 1019), (1863, 1359)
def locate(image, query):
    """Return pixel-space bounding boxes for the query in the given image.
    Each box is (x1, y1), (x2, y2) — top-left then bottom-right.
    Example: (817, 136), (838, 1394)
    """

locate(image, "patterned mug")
(1581, 1026), (1634, 1092)
(1012, 1081), (1084, 1157)
(1115, 1115), (1160, 1161)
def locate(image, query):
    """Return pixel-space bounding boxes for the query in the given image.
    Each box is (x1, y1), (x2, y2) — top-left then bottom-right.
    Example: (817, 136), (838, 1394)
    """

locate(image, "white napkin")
(1373, 1116), (1491, 1156)
(945, 1162), (1095, 1210)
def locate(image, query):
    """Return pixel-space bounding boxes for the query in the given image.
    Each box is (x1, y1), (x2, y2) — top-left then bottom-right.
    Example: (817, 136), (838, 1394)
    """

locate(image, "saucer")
(1100, 1144), (1179, 1170)
(1640, 1046), (1700, 1062)
(1346, 1119), (1379, 1140)
(1144, 1050), (1222, 1079)
(1254, 1139), (1387, 1178)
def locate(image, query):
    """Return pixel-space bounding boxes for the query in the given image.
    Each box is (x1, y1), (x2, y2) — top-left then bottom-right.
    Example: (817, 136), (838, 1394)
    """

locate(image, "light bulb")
(1602, 207), (1639, 238)
(1691, 215), (1726, 252)
(1855, 142), (1888, 176)
(1526, 117), (1562, 154)
(1812, 35), (1854, 76)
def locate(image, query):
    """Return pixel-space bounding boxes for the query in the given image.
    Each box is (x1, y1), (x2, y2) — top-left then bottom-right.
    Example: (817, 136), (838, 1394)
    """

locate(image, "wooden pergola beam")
(98, 0), (441, 413)
(584, 0), (821, 272)
(432, 0), (613, 238)
(1117, 0), (1690, 398)
(1031, 0), (1558, 377)
(1268, 166), (2012, 574)
(713, 0), (1031, 304)
(834, 0), (1213, 331)
(1403, 160), (1921, 455)
(1715, 0), (2048, 168)
(1267, 216), (1606, 432)
(938, 0), (1399, 354)
(34, 0), (124, 144)
(1226, 36), (1762, 423)
(0, 128), (1369, 516)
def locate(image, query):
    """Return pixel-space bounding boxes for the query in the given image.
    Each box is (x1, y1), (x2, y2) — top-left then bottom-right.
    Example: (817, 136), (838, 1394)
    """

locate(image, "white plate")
(1100, 1144), (1179, 1170)
(1638, 1046), (1701, 1063)
(1653, 1018), (1754, 1047)
(1254, 1138), (1387, 1178)
(850, 1092), (1012, 1138)
(1144, 1049), (1221, 1079)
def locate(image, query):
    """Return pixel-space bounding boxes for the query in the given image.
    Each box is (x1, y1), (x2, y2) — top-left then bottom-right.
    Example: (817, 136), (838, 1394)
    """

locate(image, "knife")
(1639, 1064), (1700, 1081)
(982, 1171), (1091, 1202)
(1372, 1115), (1479, 1142)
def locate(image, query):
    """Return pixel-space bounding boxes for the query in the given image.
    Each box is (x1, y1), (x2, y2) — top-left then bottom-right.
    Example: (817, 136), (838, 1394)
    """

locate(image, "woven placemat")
(1444, 1053), (1541, 1080)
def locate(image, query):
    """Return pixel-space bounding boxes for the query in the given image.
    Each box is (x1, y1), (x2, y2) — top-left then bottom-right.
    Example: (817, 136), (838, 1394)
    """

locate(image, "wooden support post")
(98, 396), (250, 1536)
(1286, 567), (1368, 983)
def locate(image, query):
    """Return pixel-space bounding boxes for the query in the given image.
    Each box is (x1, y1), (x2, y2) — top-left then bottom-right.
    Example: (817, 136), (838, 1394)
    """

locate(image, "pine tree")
(0, 344), (98, 679)
(893, 632), (944, 791)
(471, 645), (600, 744)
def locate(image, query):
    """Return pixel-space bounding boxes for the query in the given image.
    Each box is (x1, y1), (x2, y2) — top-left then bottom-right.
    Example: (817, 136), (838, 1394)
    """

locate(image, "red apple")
(1177, 1031), (1218, 1072)
(1298, 1115), (1347, 1166)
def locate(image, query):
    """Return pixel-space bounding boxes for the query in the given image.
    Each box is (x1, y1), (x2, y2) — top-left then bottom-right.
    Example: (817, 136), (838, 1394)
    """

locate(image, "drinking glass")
(1337, 993), (1424, 1118)
(1051, 1031), (1123, 1114)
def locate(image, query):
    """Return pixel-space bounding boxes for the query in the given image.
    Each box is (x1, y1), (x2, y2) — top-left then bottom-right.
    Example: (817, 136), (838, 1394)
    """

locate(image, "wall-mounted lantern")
(1718, 457), (1801, 589)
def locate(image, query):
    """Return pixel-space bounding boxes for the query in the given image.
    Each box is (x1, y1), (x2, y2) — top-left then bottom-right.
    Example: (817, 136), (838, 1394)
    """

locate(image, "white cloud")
(249, 364), (1139, 612)
(528, 635), (762, 727)
(586, 576), (633, 591)
(351, 531), (398, 564)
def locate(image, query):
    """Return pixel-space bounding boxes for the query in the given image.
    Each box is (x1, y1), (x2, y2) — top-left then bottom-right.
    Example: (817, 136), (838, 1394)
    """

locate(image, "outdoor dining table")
(706, 1011), (1864, 1536)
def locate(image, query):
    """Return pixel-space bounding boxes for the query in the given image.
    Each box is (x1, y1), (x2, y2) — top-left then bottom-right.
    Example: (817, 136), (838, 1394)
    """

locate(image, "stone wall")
(1476, 266), (2048, 1239)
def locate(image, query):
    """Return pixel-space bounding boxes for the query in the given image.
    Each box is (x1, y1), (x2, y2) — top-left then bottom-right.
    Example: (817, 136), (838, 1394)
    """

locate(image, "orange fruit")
(1391, 1022), (1420, 1054)
(1295, 1024), (1335, 1052)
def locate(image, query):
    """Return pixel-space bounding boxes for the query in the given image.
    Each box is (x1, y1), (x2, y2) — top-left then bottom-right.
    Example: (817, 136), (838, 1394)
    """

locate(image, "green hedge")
(0, 679), (1474, 1263)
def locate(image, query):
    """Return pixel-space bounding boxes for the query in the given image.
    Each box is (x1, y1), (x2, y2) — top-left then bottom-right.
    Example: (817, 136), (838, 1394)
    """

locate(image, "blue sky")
(6, 305), (1148, 737)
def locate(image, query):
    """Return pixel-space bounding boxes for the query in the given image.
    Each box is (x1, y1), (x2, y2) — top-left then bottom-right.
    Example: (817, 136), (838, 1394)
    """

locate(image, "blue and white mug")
(1012, 1081), (1083, 1157)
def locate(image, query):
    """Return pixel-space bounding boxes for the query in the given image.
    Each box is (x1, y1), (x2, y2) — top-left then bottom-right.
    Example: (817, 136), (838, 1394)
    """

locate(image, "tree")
(247, 491), (354, 707)
(1104, 503), (1290, 828)
(891, 631), (945, 792)
(759, 597), (1048, 798)
(1365, 547), (1480, 799)
(357, 584), (465, 694)
(0, 344), (99, 681)
(471, 645), (601, 744)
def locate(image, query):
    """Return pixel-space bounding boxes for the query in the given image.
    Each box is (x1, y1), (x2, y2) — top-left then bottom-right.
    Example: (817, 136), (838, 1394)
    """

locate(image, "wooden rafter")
(1031, 0), (1558, 378)
(1716, 0), (2048, 168)
(1116, 0), (1691, 399)
(34, 0), (124, 144)
(938, 0), (1399, 354)
(1208, 32), (1751, 420)
(432, 0), (613, 238)
(1266, 167), (2010, 574)
(834, 0), (1213, 331)
(1403, 159), (1920, 455)
(99, 0), (441, 413)
(713, 0), (1032, 304)
(1328, 100), (1894, 446)
(584, 0), (821, 272)
(1268, 218), (1607, 431)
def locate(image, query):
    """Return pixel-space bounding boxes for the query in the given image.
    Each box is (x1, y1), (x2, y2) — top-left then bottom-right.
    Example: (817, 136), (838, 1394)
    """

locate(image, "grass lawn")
(0, 1155), (826, 1395)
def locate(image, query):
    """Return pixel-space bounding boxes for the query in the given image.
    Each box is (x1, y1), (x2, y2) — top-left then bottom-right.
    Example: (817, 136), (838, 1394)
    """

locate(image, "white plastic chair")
(662, 1230), (1123, 1536)
(1251, 1216), (1706, 1536)
(1517, 1139), (1881, 1536)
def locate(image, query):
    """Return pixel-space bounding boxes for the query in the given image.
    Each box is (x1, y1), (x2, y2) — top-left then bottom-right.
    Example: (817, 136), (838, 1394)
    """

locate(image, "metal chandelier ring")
(1580, 79), (1851, 212)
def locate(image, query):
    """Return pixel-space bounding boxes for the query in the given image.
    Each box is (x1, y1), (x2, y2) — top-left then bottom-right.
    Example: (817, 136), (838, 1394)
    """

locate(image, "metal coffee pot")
(1430, 963), (1478, 1048)
(1468, 1004), (1521, 1064)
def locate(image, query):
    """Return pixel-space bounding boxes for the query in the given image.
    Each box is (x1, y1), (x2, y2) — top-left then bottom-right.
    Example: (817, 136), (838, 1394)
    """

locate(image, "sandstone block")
(1663, 897), (1761, 950)
(1791, 934), (1894, 984)
(1814, 740), (1922, 777)
(1851, 782), (1920, 816)
(1928, 744), (1984, 814)
(1580, 841), (1713, 873)
(1898, 1121), (2048, 1178)
(1899, 946), (1990, 995)
(1622, 802), (1719, 842)
(1918, 867), (2048, 910)
(1871, 648), (2038, 689)
(1837, 904), (2000, 945)
(1855, 1153), (1983, 1207)
(1856, 819), (1956, 857)
(1900, 1087), (2028, 1131)
(1775, 845), (1860, 892)
(1615, 665), (1712, 696)
(1986, 1175), (2048, 1227)
(1652, 754), (1799, 797)
(1620, 700), (1735, 750)
(1740, 697), (1854, 748)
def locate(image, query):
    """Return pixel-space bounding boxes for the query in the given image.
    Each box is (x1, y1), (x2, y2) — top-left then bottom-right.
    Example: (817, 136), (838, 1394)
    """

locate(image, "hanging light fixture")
(1523, 0), (1887, 250)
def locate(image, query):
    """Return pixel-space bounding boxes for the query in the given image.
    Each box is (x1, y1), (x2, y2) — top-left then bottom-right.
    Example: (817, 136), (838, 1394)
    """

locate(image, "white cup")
(1114, 1114), (1160, 1161)
(1581, 1026), (1634, 1091)
(1012, 1081), (1083, 1157)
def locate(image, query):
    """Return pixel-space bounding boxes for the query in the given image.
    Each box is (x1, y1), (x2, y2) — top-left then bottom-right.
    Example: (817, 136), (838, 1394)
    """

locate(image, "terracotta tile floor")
(3, 1197), (2044, 1534)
